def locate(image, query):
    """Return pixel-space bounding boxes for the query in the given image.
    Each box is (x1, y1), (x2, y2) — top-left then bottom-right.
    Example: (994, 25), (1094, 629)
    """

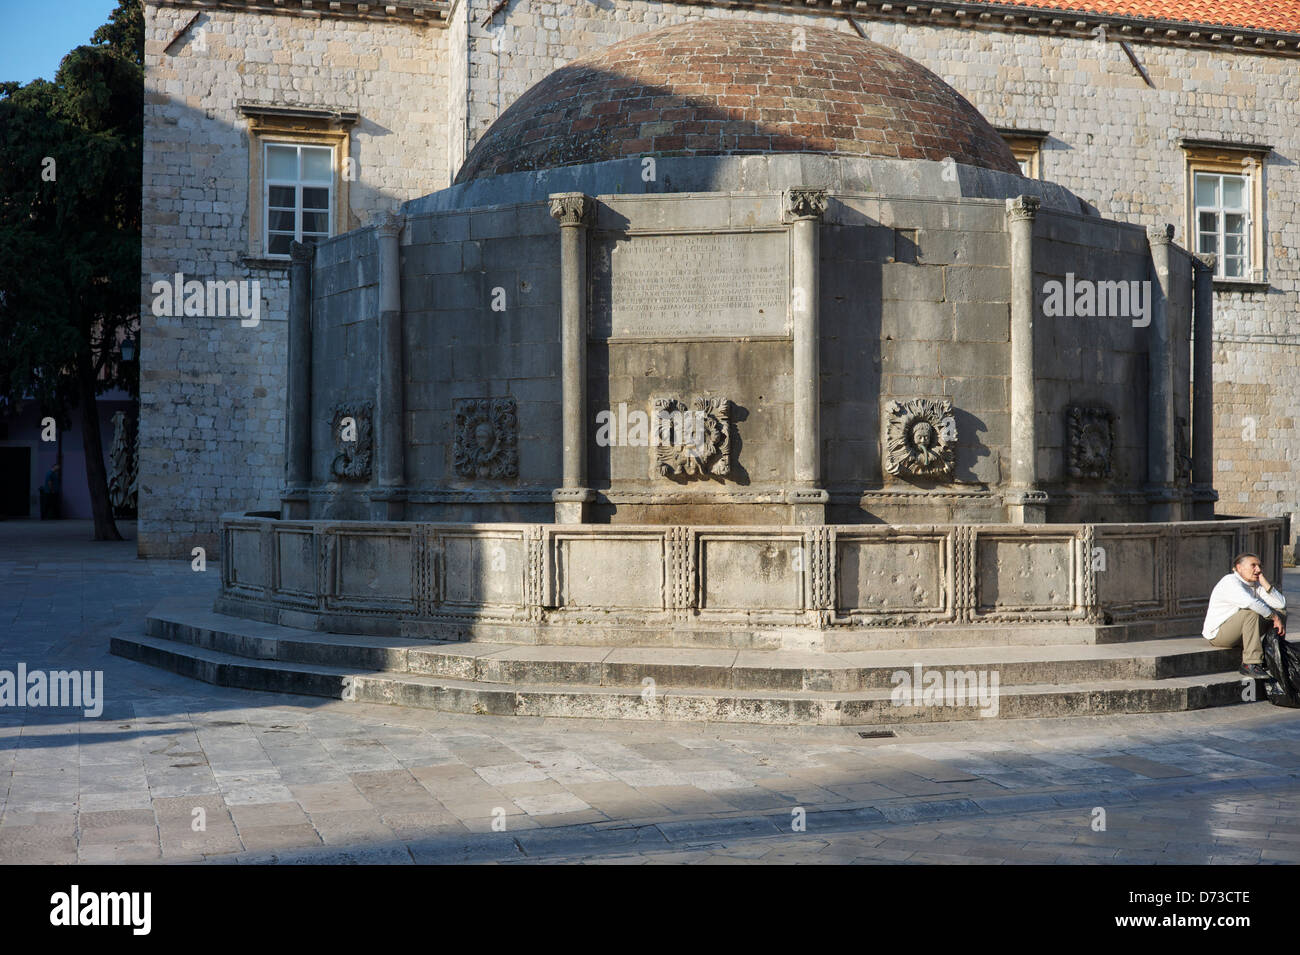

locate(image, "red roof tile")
(957, 0), (1300, 35)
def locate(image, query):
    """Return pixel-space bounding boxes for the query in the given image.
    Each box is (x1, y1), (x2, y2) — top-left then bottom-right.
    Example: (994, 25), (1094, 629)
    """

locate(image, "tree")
(0, 0), (142, 540)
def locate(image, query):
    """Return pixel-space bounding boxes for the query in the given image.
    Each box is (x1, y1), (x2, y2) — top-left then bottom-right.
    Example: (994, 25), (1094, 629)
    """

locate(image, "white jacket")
(1202, 571), (1287, 640)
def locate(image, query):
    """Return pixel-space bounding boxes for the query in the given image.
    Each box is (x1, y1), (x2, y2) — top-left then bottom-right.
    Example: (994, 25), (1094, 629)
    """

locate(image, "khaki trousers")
(1210, 607), (1281, 665)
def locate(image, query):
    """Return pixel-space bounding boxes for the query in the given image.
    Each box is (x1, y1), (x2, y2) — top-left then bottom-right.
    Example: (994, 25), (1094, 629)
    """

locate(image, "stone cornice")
(154, 0), (1300, 53)
(1178, 136), (1273, 155)
(153, 0), (450, 26)
(684, 0), (1300, 58)
(238, 101), (361, 126)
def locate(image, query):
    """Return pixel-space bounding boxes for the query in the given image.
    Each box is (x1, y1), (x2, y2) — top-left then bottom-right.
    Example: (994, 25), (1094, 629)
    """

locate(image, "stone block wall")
(463, 0), (1300, 531)
(139, 2), (451, 556)
(304, 202), (564, 523)
(142, 0), (1300, 555)
(1030, 210), (1156, 520)
(310, 227), (380, 519)
(301, 186), (1177, 526)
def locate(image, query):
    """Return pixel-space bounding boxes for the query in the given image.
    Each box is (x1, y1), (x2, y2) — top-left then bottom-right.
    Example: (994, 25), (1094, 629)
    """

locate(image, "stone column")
(1145, 225), (1180, 522)
(1191, 253), (1217, 519)
(1005, 196), (1047, 523)
(282, 239), (314, 519)
(787, 187), (830, 525)
(549, 193), (595, 524)
(373, 211), (406, 520)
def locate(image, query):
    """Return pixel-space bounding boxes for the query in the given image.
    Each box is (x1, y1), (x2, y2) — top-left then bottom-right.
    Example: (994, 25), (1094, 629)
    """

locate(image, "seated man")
(1203, 552), (1287, 679)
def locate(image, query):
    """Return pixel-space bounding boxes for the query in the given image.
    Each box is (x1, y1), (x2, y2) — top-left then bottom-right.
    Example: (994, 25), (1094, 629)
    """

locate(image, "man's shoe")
(1240, 663), (1270, 679)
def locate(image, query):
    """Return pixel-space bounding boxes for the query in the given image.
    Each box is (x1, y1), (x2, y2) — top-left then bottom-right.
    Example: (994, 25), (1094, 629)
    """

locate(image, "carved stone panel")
(653, 395), (732, 479)
(884, 398), (957, 478)
(1067, 406), (1115, 480)
(1175, 415), (1191, 483)
(454, 397), (519, 480)
(108, 410), (138, 514)
(589, 232), (789, 340)
(330, 401), (373, 481)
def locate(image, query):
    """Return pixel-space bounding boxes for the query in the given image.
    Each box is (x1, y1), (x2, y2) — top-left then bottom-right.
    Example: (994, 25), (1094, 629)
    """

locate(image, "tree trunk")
(78, 349), (122, 542)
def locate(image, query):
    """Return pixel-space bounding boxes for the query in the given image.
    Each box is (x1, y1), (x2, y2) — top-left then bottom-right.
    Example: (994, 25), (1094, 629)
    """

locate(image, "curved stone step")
(111, 630), (1257, 726)
(143, 599), (1239, 692)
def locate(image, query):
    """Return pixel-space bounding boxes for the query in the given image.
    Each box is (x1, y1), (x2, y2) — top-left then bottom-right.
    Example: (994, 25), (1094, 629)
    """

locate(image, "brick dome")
(454, 20), (1020, 183)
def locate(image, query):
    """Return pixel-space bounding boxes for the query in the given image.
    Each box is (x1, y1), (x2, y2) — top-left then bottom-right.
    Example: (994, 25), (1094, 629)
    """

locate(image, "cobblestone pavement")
(3, 520), (1300, 864)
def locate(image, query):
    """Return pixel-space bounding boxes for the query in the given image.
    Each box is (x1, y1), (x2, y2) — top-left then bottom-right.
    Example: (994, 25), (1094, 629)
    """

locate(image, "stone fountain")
(116, 21), (1287, 724)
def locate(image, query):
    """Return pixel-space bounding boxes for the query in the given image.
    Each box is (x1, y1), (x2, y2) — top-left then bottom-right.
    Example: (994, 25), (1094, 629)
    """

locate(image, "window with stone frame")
(238, 103), (357, 263)
(1180, 139), (1270, 284)
(264, 143), (334, 256)
(997, 128), (1048, 180)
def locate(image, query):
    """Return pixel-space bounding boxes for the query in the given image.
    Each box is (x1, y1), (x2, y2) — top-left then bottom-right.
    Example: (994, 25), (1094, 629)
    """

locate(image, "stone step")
(111, 629), (1257, 726)
(212, 597), (1186, 650)
(143, 600), (1237, 692)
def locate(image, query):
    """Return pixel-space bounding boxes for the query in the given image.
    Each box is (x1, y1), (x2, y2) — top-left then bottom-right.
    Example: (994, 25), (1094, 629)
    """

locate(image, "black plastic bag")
(1262, 630), (1300, 708)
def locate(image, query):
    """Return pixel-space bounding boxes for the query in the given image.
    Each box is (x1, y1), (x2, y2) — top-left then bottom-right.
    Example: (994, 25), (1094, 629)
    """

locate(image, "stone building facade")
(140, 0), (1300, 557)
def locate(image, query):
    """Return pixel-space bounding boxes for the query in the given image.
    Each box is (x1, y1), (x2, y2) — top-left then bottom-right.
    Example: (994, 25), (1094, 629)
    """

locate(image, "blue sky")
(0, 0), (120, 85)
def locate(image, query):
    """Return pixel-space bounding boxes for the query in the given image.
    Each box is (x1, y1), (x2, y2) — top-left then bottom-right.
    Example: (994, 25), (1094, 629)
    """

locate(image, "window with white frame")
(1181, 139), (1269, 284)
(264, 143), (334, 256)
(1194, 171), (1250, 280)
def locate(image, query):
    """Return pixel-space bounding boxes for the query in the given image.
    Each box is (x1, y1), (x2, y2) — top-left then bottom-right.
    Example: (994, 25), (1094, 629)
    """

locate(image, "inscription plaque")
(589, 232), (790, 340)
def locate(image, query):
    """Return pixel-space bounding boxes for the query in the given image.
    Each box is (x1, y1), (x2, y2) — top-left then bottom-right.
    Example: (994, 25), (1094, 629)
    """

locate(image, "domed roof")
(454, 19), (1020, 183)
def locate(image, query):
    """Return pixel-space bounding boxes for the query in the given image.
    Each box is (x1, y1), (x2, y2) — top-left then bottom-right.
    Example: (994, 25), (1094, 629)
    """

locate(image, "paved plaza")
(2, 520), (1300, 864)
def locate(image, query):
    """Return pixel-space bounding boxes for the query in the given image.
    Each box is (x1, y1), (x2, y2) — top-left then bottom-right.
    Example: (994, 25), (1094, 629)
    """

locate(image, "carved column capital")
(1005, 195), (1041, 222)
(1193, 252), (1217, 273)
(376, 210), (405, 239)
(549, 192), (593, 227)
(786, 187), (828, 221)
(1147, 223), (1176, 246)
(290, 239), (316, 263)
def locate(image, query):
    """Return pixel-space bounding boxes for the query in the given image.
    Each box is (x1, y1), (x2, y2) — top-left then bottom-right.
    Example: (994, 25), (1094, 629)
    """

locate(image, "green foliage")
(0, 0), (143, 420)
(92, 0), (144, 67)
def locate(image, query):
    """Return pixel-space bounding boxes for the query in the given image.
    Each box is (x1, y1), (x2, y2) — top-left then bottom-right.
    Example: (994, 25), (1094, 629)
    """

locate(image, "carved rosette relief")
(454, 397), (519, 480)
(885, 398), (957, 478)
(330, 401), (373, 481)
(653, 395), (732, 478)
(1066, 406), (1115, 479)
